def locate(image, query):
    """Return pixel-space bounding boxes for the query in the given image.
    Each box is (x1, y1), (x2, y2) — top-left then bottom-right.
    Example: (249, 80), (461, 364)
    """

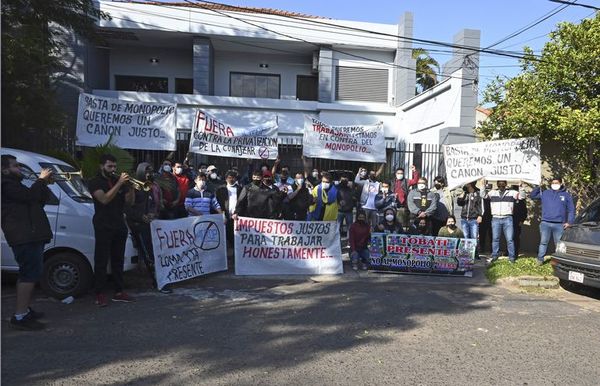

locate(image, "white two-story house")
(60, 0), (480, 178)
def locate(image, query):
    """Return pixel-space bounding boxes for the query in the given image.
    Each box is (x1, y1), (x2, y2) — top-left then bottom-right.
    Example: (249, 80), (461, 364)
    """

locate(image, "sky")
(183, 0), (597, 99)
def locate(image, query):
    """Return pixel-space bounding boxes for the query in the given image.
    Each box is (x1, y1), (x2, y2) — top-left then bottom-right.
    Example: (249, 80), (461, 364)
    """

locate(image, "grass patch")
(485, 257), (554, 284)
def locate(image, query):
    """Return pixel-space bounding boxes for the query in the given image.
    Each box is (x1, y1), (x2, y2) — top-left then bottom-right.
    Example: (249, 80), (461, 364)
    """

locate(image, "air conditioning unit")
(312, 50), (319, 73)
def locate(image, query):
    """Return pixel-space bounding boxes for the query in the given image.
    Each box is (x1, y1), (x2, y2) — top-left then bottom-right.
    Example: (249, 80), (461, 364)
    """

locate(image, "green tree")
(1, 0), (109, 151)
(412, 48), (440, 94)
(480, 13), (600, 208)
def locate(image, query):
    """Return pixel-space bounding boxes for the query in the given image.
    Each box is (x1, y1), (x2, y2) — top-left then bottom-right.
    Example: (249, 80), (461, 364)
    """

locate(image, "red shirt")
(394, 170), (420, 206)
(174, 174), (190, 205)
(349, 221), (371, 252)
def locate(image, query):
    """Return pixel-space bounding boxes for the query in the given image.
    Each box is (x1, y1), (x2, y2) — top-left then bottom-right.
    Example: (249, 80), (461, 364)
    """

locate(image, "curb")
(517, 275), (559, 289)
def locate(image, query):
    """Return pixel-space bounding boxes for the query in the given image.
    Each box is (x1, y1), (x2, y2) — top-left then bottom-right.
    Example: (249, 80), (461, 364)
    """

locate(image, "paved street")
(2, 263), (600, 385)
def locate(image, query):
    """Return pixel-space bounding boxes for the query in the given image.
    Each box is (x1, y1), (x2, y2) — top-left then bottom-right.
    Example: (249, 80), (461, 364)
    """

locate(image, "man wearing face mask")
(354, 163), (385, 228)
(172, 162), (190, 218)
(309, 172), (339, 221)
(157, 160), (180, 220)
(205, 165), (222, 192)
(375, 181), (397, 222)
(287, 172), (312, 221)
(407, 177), (438, 234)
(483, 180), (526, 264)
(271, 158), (295, 186)
(393, 165), (420, 226)
(233, 170), (283, 219)
(529, 178), (575, 265)
(431, 176), (455, 236)
(185, 173), (222, 216)
(336, 176), (355, 236)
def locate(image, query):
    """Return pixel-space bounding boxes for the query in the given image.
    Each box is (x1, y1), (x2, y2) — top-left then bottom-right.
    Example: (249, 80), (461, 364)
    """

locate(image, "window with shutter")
(335, 66), (388, 103)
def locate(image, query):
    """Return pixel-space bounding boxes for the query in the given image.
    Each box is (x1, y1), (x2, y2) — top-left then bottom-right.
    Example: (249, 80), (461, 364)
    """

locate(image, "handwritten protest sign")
(76, 93), (177, 150)
(369, 233), (476, 277)
(151, 215), (227, 290)
(189, 110), (278, 159)
(443, 137), (541, 189)
(234, 217), (343, 275)
(302, 116), (386, 162)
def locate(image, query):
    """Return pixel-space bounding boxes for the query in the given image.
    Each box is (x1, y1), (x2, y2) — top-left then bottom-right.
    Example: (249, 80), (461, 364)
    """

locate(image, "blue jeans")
(337, 211), (353, 234)
(492, 217), (515, 260)
(461, 219), (479, 240)
(538, 221), (564, 261)
(351, 249), (370, 265)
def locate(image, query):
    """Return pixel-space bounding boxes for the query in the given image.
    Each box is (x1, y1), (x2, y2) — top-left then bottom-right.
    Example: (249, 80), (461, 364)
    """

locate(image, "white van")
(1, 148), (138, 298)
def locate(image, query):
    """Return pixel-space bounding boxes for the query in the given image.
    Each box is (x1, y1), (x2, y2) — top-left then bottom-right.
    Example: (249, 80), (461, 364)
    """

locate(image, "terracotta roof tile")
(119, 1), (326, 19)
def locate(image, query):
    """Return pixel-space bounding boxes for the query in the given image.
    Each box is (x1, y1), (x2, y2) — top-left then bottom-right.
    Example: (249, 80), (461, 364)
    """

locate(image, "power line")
(483, 1), (573, 50)
(549, 0), (600, 10)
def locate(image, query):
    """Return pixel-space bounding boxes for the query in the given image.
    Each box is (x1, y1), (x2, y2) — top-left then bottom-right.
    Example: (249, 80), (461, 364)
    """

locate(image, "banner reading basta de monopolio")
(189, 110), (278, 160)
(76, 93), (177, 150)
(151, 215), (227, 290)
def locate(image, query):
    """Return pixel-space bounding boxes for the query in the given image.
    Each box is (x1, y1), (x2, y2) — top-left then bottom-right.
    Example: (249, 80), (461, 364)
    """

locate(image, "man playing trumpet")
(88, 154), (135, 307)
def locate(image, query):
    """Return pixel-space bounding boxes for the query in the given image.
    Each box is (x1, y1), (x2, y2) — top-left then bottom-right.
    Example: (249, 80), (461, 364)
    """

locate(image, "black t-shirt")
(88, 173), (127, 230)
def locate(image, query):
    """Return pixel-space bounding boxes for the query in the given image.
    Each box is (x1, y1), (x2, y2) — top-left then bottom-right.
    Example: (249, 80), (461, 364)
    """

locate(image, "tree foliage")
(480, 13), (600, 207)
(412, 48), (440, 94)
(1, 0), (109, 151)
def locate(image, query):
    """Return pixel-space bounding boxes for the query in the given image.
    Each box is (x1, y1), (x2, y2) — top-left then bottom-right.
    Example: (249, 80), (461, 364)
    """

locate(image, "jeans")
(461, 219), (479, 240)
(351, 249), (370, 265)
(337, 211), (353, 235)
(492, 217), (515, 260)
(363, 209), (379, 230)
(538, 221), (564, 261)
(94, 226), (128, 294)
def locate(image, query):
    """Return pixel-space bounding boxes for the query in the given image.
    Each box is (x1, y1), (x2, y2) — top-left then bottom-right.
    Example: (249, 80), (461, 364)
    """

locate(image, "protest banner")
(302, 116), (386, 162)
(189, 110), (278, 159)
(234, 217), (343, 275)
(443, 137), (541, 189)
(76, 93), (177, 150)
(151, 215), (227, 290)
(369, 233), (476, 277)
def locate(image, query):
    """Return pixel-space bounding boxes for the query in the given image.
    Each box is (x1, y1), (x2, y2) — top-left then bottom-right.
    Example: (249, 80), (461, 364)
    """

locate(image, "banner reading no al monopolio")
(369, 233), (476, 277)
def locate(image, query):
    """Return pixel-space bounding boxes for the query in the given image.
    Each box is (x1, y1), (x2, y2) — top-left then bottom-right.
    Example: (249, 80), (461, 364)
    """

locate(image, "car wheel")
(41, 252), (93, 299)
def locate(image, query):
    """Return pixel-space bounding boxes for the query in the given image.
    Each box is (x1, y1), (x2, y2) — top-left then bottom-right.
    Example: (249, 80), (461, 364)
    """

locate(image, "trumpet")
(23, 170), (82, 182)
(110, 172), (152, 191)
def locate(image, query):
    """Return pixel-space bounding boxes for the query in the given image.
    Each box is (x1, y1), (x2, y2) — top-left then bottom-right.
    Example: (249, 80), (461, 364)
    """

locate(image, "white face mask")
(334, 181), (340, 186)
(381, 188), (389, 194)
(312, 171), (319, 178)
(210, 172), (217, 180)
(174, 167), (182, 175)
(385, 214), (394, 222)
(551, 184), (561, 191)
(321, 182), (330, 190)
(296, 178), (304, 185)
(418, 183), (426, 190)
(396, 173), (404, 180)
(162, 165), (172, 173)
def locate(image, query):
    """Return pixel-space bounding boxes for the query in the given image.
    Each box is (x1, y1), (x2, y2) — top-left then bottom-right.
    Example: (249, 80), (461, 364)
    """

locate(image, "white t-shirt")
(227, 185), (238, 216)
(363, 181), (379, 210)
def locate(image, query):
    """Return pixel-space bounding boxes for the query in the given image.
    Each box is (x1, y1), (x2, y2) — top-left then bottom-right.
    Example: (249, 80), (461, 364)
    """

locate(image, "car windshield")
(39, 162), (92, 203)
(574, 199), (600, 224)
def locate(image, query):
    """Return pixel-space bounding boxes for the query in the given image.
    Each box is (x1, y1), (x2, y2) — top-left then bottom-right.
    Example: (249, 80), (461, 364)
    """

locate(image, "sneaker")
(537, 260), (544, 266)
(112, 292), (135, 303)
(27, 307), (44, 320)
(10, 313), (46, 331)
(361, 263), (369, 271)
(95, 293), (108, 307)
(487, 256), (498, 264)
(352, 263), (359, 271)
(158, 288), (173, 294)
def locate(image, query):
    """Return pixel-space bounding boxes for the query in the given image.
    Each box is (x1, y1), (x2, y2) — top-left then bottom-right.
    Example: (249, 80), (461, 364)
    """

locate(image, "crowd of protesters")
(1, 150), (576, 329)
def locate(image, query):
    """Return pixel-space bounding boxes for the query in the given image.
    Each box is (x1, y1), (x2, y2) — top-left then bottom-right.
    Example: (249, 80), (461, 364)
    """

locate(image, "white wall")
(213, 51), (313, 99)
(109, 46), (192, 93)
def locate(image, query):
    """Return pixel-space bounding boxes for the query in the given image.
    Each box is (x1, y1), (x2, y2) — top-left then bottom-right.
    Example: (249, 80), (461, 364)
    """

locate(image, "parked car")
(551, 198), (600, 290)
(1, 148), (138, 298)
